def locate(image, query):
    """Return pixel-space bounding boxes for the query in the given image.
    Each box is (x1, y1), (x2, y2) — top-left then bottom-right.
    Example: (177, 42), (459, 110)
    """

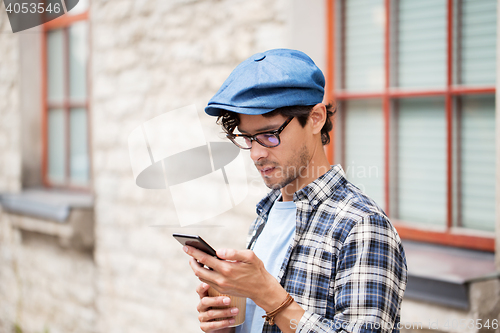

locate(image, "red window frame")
(41, 8), (91, 191)
(324, 0), (495, 252)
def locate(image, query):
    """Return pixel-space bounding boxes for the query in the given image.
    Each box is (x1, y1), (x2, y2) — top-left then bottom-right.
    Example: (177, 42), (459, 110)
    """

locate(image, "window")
(43, 0), (90, 188)
(326, 0), (496, 251)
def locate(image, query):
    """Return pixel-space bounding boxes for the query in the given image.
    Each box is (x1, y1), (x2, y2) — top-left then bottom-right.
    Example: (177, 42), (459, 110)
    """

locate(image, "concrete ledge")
(0, 189), (93, 222)
(0, 189), (95, 251)
(404, 240), (499, 310)
(406, 275), (469, 309)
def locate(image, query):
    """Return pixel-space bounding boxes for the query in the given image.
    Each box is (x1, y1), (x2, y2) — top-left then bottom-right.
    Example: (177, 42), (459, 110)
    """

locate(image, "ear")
(308, 103), (327, 135)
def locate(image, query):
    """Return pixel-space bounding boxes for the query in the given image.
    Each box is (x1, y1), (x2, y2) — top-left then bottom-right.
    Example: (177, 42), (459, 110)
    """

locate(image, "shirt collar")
(256, 164), (347, 217)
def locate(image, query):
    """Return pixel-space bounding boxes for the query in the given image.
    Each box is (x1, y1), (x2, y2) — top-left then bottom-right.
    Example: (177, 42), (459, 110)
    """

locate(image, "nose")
(249, 141), (268, 162)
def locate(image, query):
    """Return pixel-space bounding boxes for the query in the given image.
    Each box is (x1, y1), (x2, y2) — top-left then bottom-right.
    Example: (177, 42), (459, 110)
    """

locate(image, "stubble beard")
(259, 144), (311, 191)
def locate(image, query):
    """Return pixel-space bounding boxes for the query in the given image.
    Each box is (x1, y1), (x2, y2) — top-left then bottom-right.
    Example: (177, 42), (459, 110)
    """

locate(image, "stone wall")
(0, 0), (300, 331)
(0, 220), (96, 333)
(0, 8), (96, 333)
(0, 8), (21, 193)
(0, 8), (21, 333)
(90, 0), (289, 332)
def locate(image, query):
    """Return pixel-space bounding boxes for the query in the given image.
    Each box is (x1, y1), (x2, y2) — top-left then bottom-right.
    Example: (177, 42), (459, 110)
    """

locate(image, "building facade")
(0, 0), (498, 332)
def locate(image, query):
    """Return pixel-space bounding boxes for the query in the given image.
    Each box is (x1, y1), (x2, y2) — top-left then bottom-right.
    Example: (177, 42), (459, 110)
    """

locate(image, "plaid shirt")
(247, 165), (407, 333)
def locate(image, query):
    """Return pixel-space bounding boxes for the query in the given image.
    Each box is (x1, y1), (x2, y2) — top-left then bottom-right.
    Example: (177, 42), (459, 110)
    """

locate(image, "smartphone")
(173, 233), (219, 258)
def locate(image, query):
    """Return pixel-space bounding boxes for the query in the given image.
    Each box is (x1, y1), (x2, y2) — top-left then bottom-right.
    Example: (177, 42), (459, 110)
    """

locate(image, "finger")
(197, 295), (231, 312)
(184, 246), (221, 270)
(199, 306), (239, 323)
(216, 248), (255, 262)
(188, 258), (219, 283)
(200, 317), (236, 332)
(196, 282), (210, 299)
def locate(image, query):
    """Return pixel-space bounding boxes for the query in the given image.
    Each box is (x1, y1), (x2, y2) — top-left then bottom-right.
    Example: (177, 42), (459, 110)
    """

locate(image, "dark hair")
(217, 103), (336, 145)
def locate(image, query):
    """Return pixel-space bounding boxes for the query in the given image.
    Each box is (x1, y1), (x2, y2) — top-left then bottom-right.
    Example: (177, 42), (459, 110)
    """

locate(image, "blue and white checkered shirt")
(247, 165), (407, 333)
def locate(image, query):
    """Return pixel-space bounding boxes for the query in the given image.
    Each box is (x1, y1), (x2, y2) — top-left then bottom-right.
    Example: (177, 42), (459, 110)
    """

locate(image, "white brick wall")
(90, 0), (288, 332)
(0, 213), (97, 333)
(0, 0), (327, 332)
(0, 9), (96, 333)
(0, 12), (21, 193)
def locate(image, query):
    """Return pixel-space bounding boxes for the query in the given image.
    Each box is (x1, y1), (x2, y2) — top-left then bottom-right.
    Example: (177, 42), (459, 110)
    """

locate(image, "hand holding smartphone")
(174, 233), (247, 327)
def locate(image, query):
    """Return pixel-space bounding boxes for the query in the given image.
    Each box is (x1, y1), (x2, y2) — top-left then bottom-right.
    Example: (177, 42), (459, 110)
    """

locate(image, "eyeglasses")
(227, 117), (294, 150)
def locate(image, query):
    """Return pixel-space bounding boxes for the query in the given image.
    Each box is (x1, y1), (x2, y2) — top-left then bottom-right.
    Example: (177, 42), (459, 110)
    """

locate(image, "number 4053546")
(5, 2), (62, 14)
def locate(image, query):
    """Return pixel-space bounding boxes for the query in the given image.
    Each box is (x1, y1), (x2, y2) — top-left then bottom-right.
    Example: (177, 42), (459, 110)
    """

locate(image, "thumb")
(216, 248), (252, 261)
(216, 248), (232, 260)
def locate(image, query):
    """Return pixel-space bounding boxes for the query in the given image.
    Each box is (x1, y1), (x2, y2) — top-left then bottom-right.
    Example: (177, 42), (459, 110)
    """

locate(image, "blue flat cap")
(205, 49), (325, 116)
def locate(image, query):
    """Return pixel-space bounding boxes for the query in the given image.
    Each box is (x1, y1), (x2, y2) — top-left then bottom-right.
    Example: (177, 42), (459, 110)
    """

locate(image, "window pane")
(69, 22), (88, 100)
(344, 100), (385, 208)
(459, 0), (497, 86)
(459, 96), (495, 231)
(397, 0), (446, 88)
(47, 29), (65, 102)
(70, 108), (89, 185)
(48, 109), (66, 183)
(344, 0), (384, 91)
(397, 98), (446, 226)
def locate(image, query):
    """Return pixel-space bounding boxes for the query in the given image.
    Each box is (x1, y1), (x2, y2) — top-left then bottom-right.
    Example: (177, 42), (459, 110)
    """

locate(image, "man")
(183, 49), (407, 333)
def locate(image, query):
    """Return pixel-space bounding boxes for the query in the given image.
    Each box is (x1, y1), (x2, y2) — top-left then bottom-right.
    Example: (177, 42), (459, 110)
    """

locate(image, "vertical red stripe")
(86, 18), (93, 190)
(384, 0), (391, 216)
(340, 1), (346, 91)
(64, 27), (71, 185)
(325, 0), (335, 164)
(446, 0), (453, 228)
(41, 29), (48, 187)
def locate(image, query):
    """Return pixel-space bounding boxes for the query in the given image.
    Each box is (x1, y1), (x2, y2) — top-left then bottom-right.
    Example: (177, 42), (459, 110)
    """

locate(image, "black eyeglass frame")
(227, 117), (294, 150)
